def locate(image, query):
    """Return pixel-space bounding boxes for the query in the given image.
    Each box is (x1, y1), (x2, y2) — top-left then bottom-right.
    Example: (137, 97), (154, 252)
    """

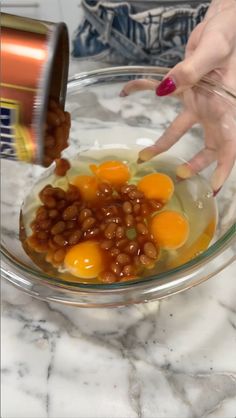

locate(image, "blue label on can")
(0, 99), (33, 162)
(0, 104), (17, 159)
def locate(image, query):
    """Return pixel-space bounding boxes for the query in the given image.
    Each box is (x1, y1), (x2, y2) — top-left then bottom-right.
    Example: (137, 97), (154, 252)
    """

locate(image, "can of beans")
(1, 13), (69, 165)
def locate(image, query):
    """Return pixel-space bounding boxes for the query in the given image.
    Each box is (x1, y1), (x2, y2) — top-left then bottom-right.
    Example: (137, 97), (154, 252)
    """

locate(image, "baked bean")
(136, 222), (148, 235)
(125, 214), (134, 227)
(122, 265), (133, 276)
(104, 216), (122, 225)
(84, 228), (100, 239)
(116, 226), (125, 239)
(66, 220), (77, 230)
(45, 135), (55, 149)
(55, 158), (71, 177)
(46, 250), (54, 263)
(64, 111), (71, 126)
(68, 230), (82, 245)
(99, 222), (106, 231)
(36, 231), (48, 240)
(143, 242), (158, 259)
(55, 107), (66, 123)
(125, 241), (139, 255)
(34, 241), (49, 253)
(104, 223), (117, 239)
(79, 208), (92, 223)
(53, 234), (68, 247)
(100, 239), (114, 250)
(53, 248), (66, 263)
(51, 221), (66, 235)
(149, 200), (163, 211)
(116, 253), (131, 265)
(109, 247), (120, 257)
(122, 201), (132, 214)
(48, 209), (59, 219)
(128, 190), (144, 200)
(133, 203), (141, 214)
(44, 196), (57, 208)
(102, 205), (118, 217)
(39, 186), (52, 199)
(135, 216), (142, 222)
(30, 221), (40, 232)
(62, 205), (78, 221)
(40, 219), (52, 231)
(46, 110), (60, 127)
(139, 254), (153, 266)
(27, 236), (39, 248)
(110, 262), (122, 276)
(57, 200), (67, 210)
(140, 203), (150, 216)
(53, 188), (66, 200)
(120, 184), (136, 194)
(43, 156), (53, 167)
(82, 217), (96, 231)
(55, 126), (64, 148)
(100, 271), (117, 283)
(49, 239), (60, 250)
(116, 238), (129, 249)
(36, 207), (48, 221)
(98, 183), (113, 196)
(66, 186), (80, 202)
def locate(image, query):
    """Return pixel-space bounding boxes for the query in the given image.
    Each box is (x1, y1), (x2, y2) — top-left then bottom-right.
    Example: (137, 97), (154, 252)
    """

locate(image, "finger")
(120, 79), (159, 97)
(138, 111), (196, 162)
(156, 30), (231, 96)
(176, 148), (216, 179)
(211, 148), (236, 193)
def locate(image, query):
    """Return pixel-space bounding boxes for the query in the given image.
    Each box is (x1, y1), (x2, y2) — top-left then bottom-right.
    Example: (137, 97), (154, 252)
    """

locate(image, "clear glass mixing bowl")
(1, 66), (236, 307)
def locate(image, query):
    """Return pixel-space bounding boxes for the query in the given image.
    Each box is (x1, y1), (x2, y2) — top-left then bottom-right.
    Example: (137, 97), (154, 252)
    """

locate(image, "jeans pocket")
(72, 0), (209, 67)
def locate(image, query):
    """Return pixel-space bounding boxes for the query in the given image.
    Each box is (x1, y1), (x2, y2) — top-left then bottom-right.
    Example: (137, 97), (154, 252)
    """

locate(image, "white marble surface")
(2, 262), (236, 418)
(2, 61), (236, 418)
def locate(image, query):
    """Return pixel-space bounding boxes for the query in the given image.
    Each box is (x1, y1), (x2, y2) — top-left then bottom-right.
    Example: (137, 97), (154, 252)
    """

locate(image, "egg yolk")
(90, 160), (130, 186)
(64, 241), (103, 279)
(71, 175), (99, 201)
(151, 210), (189, 249)
(137, 172), (174, 203)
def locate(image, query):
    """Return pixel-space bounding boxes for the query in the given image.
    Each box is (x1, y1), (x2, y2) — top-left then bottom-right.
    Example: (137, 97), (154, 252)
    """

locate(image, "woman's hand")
(120, 0), (236, 194)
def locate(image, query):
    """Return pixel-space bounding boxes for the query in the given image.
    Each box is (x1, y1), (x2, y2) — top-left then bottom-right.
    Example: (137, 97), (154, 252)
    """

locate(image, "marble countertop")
(2, 60), (236, 418)
(2, 262), (236, 418)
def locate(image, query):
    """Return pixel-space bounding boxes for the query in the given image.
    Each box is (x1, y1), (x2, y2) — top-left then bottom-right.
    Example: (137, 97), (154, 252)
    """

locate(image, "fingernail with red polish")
(213, 187), (222, 197)
(156, 77), (176, 96)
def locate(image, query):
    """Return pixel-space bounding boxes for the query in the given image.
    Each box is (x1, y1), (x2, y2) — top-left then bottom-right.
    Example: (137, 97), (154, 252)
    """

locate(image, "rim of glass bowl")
(1, 66), (236, 300)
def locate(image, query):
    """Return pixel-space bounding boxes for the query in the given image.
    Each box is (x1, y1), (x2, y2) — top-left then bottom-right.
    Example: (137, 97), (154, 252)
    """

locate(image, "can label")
(1, 98), (34, 162)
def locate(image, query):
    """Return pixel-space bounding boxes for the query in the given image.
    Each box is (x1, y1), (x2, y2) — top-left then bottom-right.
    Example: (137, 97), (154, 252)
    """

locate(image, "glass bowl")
(1, 66), (236, 307)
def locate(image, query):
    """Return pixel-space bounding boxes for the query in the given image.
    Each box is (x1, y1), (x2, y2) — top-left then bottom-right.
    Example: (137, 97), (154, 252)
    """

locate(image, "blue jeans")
(72, 0), (209, 67)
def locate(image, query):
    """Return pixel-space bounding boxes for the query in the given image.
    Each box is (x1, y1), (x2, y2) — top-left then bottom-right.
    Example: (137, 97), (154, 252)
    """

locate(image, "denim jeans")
(72, 0), (209, 67)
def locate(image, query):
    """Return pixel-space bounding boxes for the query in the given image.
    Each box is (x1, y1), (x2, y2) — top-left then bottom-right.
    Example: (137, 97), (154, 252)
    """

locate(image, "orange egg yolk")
(90, 160), (130, 186)
(71, 175), (99, 201)
(151, 210), (189, 249)
(137, 172), (174, 203)
(64, 241), (103, 279)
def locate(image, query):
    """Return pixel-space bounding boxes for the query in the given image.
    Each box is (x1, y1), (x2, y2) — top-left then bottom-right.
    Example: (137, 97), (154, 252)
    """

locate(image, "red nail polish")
(213, 187), (222, 197)
(156, 77), (176, 96)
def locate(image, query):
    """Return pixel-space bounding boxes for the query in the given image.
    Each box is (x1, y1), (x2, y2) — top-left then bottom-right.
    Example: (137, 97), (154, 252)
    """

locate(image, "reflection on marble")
(2, 261), (236, 418)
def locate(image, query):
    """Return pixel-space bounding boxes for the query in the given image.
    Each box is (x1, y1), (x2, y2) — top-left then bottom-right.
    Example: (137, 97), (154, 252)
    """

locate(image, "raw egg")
(137, 172), (174, 203)
(64, 241), (103, 279)
(90, 160), (130, 186)
(71, 175), (99, 201)
(151, 210), (189, 249)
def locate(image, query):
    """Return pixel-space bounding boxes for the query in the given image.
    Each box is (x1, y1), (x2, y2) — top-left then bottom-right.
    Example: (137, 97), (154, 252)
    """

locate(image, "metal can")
(1, 13), (69, 165)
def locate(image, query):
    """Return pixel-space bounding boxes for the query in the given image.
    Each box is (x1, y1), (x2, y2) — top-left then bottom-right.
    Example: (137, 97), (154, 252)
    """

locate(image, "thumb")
(156, 31), (230, 96)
